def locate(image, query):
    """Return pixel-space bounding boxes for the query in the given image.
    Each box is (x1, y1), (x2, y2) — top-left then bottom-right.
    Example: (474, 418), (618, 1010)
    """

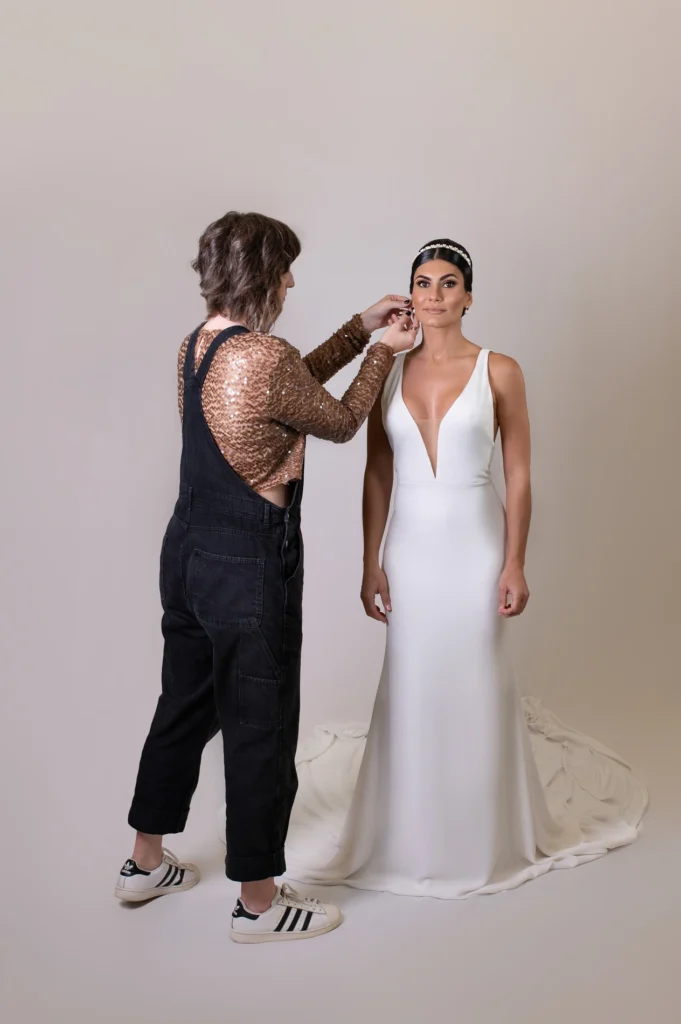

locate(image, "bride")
(278, 238), (647, 899)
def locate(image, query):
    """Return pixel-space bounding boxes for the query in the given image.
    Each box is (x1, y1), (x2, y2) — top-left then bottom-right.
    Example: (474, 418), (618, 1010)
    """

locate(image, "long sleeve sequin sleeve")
(302, 314), (371, 384)
(267, 341), (394, 443)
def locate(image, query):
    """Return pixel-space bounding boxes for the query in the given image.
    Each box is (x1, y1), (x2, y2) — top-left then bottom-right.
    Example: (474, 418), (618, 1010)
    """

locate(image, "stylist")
(115, 212), (418, 944)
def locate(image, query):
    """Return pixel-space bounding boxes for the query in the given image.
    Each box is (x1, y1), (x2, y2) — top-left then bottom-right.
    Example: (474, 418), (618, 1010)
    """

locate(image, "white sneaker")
(114, 848), (199, 902)
(230, 884), (342, 944)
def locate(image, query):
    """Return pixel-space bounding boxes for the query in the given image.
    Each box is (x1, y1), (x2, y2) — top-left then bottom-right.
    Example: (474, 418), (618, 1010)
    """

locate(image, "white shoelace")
(279, 884), (323, 911)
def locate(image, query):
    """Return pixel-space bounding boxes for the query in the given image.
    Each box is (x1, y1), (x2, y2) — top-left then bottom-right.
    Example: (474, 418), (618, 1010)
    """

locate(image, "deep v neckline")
(399, 349), (483, 478)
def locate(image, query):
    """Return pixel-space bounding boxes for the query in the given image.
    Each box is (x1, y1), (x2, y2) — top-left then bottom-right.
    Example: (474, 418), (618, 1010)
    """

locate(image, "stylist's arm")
(269, 310), (419, 441)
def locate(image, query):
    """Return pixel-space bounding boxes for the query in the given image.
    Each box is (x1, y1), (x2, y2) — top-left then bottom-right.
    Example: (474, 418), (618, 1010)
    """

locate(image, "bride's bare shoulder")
(488, 350), (524, 379)
(487, 351), (526, 404)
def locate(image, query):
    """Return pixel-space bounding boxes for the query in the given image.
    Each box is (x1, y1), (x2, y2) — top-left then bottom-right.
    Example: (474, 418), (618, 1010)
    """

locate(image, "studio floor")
(4, 700), (679, 1024)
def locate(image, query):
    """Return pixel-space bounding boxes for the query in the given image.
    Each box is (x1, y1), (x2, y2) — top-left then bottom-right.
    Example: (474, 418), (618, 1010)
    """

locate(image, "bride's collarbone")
(402, 356), (481, 421)
(402, 378), (472, 422)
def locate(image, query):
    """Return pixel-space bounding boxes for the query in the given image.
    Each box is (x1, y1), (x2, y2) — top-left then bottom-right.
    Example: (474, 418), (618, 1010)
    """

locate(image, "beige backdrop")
(2, 1), (680, 1021)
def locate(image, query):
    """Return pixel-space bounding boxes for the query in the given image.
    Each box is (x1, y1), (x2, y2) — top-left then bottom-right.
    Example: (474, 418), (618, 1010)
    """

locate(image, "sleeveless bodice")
(382, 349), (495, 488)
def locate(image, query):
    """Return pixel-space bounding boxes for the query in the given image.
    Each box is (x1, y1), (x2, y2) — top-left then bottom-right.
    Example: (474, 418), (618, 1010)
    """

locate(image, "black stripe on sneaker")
(301, 911), (313, 931)
(173, 869), (185, 886)
(288, 909), (303, 932)
(156, 865), (176, 888)
(275, 906), (292, 932)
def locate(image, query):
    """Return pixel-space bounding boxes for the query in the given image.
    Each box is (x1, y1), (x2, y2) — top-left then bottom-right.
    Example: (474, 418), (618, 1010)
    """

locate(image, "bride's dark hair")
(410, 239), (473, 314)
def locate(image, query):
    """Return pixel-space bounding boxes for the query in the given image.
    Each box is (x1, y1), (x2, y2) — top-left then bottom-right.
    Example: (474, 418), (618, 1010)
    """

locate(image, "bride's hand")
(361, 565), (392, 624)
(361, 295), (412, 333)
(498, 565), (530, 617)
(379, 311), (420, 355)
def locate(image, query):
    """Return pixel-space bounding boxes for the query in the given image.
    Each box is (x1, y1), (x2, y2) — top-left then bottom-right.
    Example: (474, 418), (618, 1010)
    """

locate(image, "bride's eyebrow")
(416, 273), (458, 283)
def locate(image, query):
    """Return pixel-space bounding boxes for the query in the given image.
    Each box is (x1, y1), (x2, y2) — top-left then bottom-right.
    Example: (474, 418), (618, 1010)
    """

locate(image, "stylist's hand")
(379, 310), (420, 354)
(361, 295), (412, 333)
(361, 564), (392, 624)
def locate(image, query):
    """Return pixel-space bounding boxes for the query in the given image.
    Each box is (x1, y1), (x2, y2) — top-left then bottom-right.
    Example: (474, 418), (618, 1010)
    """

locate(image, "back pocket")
(188, 550), (264, 628)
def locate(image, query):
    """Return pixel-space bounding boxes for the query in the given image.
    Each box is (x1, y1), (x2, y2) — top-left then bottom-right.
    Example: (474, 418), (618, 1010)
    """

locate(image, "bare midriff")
(257, 483), (292, 508)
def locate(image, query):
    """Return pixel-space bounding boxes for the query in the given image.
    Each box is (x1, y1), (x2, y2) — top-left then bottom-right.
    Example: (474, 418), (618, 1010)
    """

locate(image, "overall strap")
(194, 326), (251, 385)
(183, 324), (206, 384)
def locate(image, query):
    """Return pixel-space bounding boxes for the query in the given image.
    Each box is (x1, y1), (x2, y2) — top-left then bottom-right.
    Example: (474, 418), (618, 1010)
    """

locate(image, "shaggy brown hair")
(192, 212), (301, 333)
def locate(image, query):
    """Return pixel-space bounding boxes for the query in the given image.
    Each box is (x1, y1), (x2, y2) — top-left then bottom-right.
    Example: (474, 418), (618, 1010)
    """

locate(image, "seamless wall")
(2, 1), (679, 850)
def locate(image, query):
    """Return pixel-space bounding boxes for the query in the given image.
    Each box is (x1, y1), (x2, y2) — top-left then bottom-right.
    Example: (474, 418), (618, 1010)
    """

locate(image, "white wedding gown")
(224, 350), (648, 898)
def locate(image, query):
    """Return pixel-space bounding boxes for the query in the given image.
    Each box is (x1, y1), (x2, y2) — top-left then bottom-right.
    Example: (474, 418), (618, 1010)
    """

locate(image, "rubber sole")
(230, 910), (343, 944)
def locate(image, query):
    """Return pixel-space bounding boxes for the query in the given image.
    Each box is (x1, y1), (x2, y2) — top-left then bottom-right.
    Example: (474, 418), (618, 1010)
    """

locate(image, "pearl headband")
(416, 243), (472, 268)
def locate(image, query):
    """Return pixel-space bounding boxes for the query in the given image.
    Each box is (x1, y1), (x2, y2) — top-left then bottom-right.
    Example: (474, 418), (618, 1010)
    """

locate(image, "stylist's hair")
(192, 211), (301, 333)
(410, 238), (473, 313)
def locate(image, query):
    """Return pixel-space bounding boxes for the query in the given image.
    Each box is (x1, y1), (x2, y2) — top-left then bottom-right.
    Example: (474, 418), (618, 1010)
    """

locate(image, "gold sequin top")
(178, 314), (394, 491)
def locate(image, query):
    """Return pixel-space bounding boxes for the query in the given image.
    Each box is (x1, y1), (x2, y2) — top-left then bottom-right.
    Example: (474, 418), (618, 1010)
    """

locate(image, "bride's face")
(411, 259), (471, 328)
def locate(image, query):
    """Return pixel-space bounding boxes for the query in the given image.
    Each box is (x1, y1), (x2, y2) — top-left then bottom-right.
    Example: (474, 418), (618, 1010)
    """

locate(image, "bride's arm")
(490, 353), (531, 617)
(360, 391), (394, 623)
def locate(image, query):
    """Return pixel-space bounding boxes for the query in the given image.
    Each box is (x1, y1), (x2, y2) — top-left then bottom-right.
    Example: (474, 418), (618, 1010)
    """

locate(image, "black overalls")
(129, 326), (304, 882)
